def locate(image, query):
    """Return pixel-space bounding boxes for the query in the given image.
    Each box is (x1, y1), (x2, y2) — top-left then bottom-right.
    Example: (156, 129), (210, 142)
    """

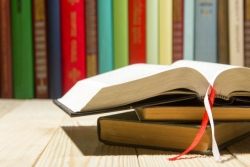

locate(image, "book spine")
(146, 0), (158, 64)
(159, 0), (172, 65)
(11, 0), (34, 98)
(172, 0), (184, 62)
(46, 0), (62, 99)
(85, 0), (98, 77)
(97, 0), (113, 74)
(183, 0), (194, 60)
(128, 0), (146, 64)
(228, 0), (244, 66)
(217, 0), (229, 64)
(194, 0), (217, 63)
(245, 0), (250, 67)
(61, 0), (86, 94)
(32, 0), (49, 98)
(0, 0), (13, 98)
(113, 0), (129, 69)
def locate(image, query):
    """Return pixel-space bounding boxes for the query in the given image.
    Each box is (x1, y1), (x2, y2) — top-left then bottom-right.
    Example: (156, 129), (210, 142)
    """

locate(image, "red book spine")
(172, 0), (184, 62)
(128, 0), (146, 64)
(61, 0), (86, 94)
(0, 0), (13, 98)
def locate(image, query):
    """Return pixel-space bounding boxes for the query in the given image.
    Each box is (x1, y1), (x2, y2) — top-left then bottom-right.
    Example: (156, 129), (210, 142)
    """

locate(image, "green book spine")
(113, 0), (129, 69)
(11, 0), (34, 98)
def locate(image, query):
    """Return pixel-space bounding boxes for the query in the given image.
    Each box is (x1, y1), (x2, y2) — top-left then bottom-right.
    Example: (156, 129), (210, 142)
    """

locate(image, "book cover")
(172, 0), (184, 62)
(85, 0), (98, 77)
(159, 0), (172, 65)
(128, 0), (146, 64)
(97, 0), (113, 74)
(245, 0), (250, 67)
(46, 0), (62, 99)
(217, 0), (229, 64)
(32, 0), (49, 98)
(60, 0), (86, 94)
(194, 0), (217, 63)
(183, 0), (194, 60)
(146, 0), (158, 64)
(0, 0), (13, 98)
(11, 0), (34, 98)
(113, 0), (129, 69)
(228, 0), (244, 66)
(98, 111), (250, 153)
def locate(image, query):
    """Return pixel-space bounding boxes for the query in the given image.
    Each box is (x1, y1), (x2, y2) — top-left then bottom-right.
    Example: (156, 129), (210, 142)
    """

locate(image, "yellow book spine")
(159, 0), (172, 65)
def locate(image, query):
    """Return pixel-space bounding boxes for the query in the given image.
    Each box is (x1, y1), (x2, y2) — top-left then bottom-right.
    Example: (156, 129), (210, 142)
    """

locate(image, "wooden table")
(0, 99), (250, 167)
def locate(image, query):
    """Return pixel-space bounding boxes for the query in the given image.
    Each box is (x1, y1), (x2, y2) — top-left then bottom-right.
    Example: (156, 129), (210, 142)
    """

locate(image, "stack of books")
(54, 60), (250, 155)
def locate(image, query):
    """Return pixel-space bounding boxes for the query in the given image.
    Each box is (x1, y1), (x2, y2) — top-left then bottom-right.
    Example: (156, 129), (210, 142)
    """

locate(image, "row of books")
(0, 0), (250, 99)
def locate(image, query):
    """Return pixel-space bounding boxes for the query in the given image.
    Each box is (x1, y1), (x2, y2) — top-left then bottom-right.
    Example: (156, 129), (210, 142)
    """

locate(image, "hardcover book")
(32, 0), (49, 98)
(0, 0), (12, 98)
(11, 0), (34, 98)
(97, 111), (250, 153)
(128, 0), (146, 64)
(54, 60), (250, 116)
(245, 0), (250, 67)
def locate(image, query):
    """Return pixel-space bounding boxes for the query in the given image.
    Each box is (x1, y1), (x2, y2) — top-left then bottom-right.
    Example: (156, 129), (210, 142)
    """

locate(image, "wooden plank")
(0, 100), (66, 166)
(136, 148), (245, 167)
(0, 99), (23, 118)
(34, 112), (139, 166)
(226, 136), (250, 166)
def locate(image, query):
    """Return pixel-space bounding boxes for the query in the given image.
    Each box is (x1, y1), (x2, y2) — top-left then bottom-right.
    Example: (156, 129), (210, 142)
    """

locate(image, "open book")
(54, 60), (250, 116)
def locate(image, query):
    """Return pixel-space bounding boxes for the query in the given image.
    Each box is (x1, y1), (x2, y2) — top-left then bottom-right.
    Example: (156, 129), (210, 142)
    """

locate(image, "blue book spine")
(46, 0), (62, 98)
(194, 0), (217, 62)
(184, 0), (195, 60)
(97, 0), (113, 74)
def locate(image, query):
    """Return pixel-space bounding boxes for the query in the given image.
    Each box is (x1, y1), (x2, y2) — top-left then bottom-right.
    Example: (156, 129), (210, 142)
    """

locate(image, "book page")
(171, 60), (238, 84)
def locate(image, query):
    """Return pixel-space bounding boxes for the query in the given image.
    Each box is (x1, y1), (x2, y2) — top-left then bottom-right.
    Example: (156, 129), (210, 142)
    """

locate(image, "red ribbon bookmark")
(168, 85), (216, 161)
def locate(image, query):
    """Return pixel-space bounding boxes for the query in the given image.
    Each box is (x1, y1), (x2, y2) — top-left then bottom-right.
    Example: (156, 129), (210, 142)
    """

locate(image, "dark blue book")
(46, 0), (62, 98)
(194, 0), (217, 62)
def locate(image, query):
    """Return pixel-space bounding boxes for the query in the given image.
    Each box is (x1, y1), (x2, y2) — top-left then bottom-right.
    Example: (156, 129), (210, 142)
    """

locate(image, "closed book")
(146, 0), (158, 64)
(217, 0), (229, 64)
(172, 0), (184, 62)
(97, 0), (113, 74)
(194, 0), (217, 63)
(0, 0), (12, 98)
(85, 0), (98, 77)
(46, 0), (62, 99)
(159, 0), (172, 65)
(245, 0), (250, 67)
(11, 0), (34, 98)
(228, 0), (244, 66)
(98, 111), (250, 153)
(113, 0), (129, 69)
(128, 0), (146, 64)
(183, 0), (194, 60)
(60, 0), (86, 94)
(32, 0), (49, 98)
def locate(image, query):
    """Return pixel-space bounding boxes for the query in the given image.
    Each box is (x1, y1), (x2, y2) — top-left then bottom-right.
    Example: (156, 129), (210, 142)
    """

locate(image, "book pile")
(54, 60), (250, 157)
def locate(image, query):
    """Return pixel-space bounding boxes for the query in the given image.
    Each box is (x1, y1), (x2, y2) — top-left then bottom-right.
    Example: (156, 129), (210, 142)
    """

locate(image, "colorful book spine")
(244, 0), (250, 67)
(183, 0), (194, 60)
(85, 0), (98, 77)
(172, 0), (184, 62)
(0, 0), (13, 98)
(46, 0), (62, 99)
(97, 0), (113, 74)
(32, 0), (49, 98)
(113, 0), (129, 69)
(11, 0), (34, 98)
(61, 0), (86, 94)
(194, 0), (217, 63)
(128, 0), (146, 64)
(146, 0), (158, 64)
(159, 0), (172, 65)
(217, 0), (229, 64)
(228, 0), (244, 66)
